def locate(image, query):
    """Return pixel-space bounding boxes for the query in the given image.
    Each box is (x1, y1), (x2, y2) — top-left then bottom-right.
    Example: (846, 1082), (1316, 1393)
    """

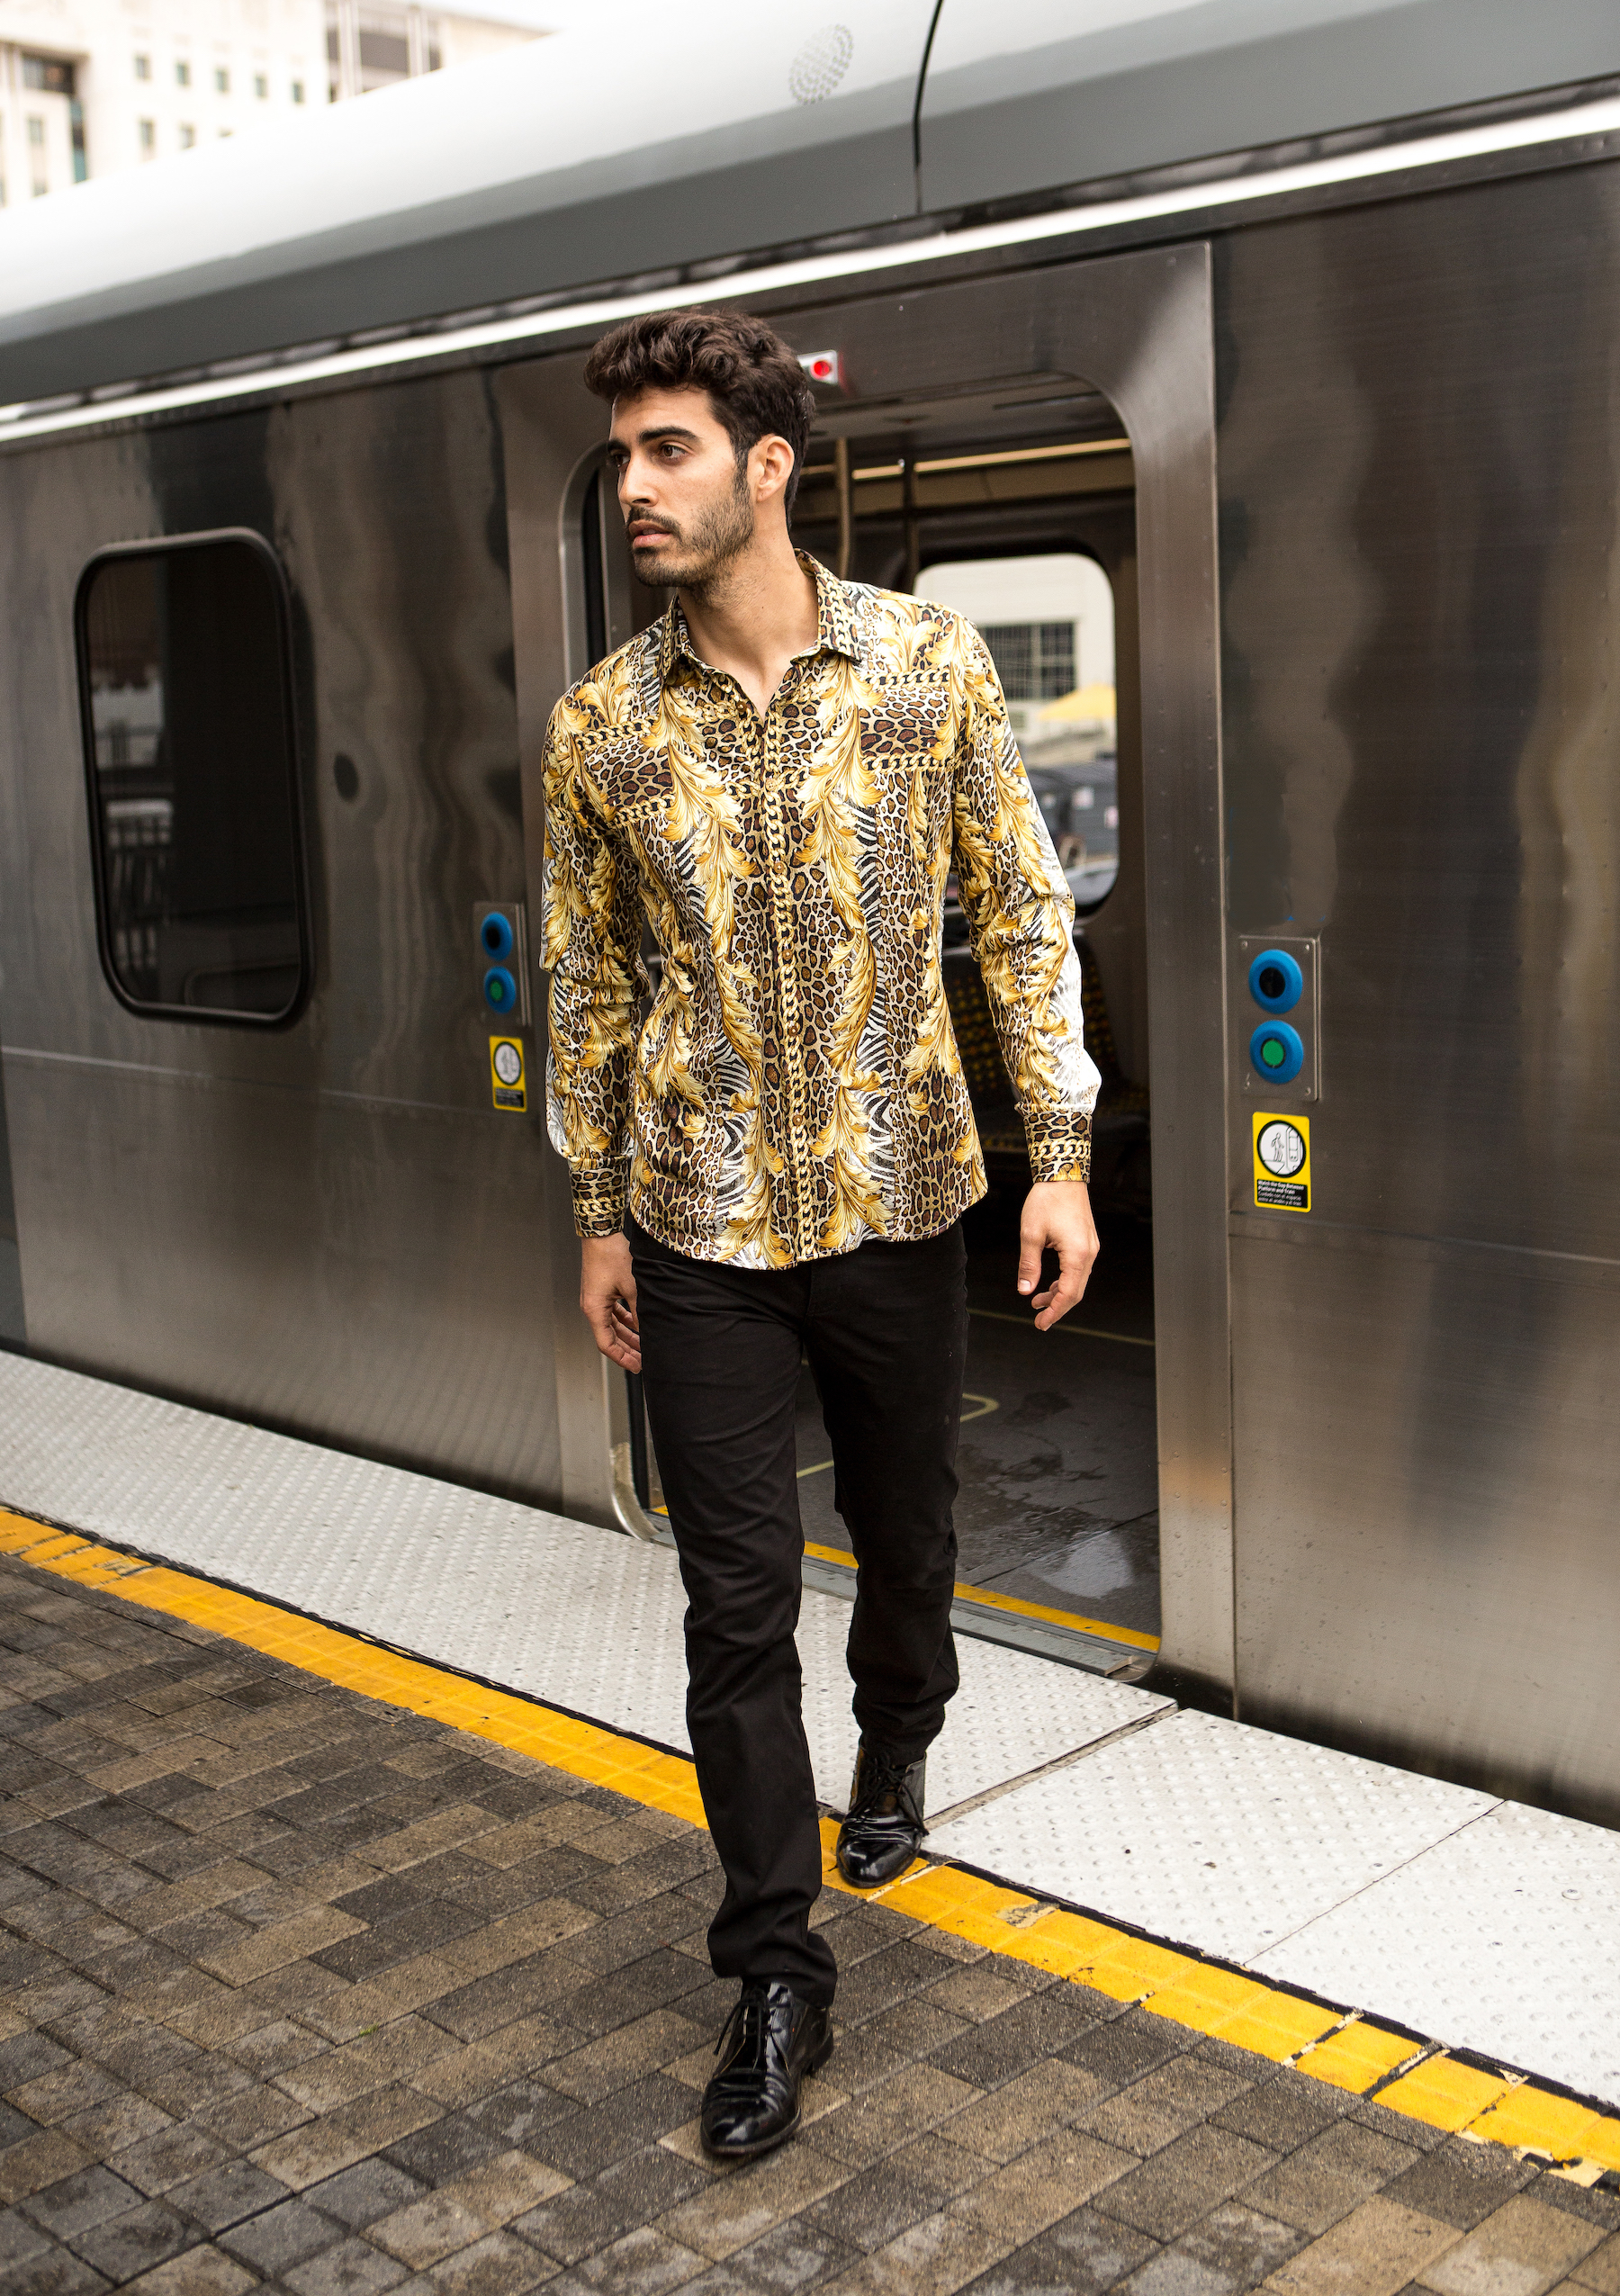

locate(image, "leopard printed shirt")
(541, 555), (1100, 1268)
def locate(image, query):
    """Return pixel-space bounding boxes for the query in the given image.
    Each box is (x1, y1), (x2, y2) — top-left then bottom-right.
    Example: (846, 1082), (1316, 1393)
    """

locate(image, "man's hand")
(1016, 1179), (1100, 1332)
(580, 1234), (641, 1373)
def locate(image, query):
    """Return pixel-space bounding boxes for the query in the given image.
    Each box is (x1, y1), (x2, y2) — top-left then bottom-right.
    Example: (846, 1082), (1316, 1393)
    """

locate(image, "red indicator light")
(798, 349), (842, 388)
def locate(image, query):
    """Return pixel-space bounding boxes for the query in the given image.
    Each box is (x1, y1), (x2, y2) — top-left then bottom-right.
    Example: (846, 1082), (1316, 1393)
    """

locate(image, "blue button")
(1250, 1022), (1304, 1083)
(1248, 949), (1303, 1013)
(482, 965), (518, 1013)
(481, 912), (515, 960)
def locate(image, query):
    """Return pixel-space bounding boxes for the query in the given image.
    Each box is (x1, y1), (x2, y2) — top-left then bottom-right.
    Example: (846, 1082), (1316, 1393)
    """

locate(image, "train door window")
(75, 531), (310, 1025)
(790, 428), (1156, 1661)
(917, 552), (1120, 912)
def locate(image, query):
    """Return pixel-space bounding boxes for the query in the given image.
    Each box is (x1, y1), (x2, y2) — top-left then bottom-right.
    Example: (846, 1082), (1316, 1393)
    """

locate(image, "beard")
(629, 465), (755, 594)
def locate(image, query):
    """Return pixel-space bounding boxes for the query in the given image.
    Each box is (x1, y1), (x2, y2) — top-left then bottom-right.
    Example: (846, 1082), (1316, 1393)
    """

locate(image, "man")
(541, 309), (1101, 2160)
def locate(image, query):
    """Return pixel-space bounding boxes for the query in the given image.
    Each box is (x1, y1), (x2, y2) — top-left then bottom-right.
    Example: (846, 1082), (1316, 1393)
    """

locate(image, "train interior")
(583, 377), (1160, 1671)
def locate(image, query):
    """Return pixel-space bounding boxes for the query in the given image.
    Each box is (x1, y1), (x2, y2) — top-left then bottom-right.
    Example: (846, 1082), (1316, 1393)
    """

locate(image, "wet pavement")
(4, 1549), (1617, 2296)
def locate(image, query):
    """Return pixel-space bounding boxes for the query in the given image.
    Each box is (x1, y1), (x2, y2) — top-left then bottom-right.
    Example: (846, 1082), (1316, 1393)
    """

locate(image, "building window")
(139, 118), (156, 156)
(358, 27), (408, 77)
(177, 122), (195, 147)
(292, 77), (305, 101)
(978, 620), (1077, 703)
(919, 554), (1119, 909)
(176, 59), (191, 86)
(23, 55), (76, 95)
(135, 53), (151, 79)
(214, 66), (230, 91)
(76, 534), (311, 1027)
(70, 97), (86, 181)
(27, 115), (47, 196)
(254, 72), (268, 96)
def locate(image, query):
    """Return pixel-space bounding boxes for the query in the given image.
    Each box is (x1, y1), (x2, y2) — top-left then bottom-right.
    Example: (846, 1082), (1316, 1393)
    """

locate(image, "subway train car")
(0, 1), (1616, 1826)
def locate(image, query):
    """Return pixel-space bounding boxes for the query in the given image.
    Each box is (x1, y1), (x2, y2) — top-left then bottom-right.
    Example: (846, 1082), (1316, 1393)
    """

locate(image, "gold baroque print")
(540, 554), (1100, 1267)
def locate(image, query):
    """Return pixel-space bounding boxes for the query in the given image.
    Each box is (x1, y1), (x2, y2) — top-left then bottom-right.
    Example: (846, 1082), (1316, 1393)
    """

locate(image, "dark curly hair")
(582, 308), (816, 516)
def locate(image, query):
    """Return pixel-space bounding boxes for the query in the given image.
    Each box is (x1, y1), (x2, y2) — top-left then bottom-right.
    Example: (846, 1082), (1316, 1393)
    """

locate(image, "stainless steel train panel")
(1220, 164), (1620, 1822)
(918, 0), (1620, 219)
(0, 370), (572, 1507)
(1232, 1223), (1620, 1822)
(0, 1054), (22, 1347)
(498, 244), (1229, 1691)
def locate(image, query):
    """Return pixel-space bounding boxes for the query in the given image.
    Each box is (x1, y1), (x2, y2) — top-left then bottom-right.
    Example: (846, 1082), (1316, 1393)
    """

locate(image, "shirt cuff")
(571, 1165), (629, 1238)
(1023, 1112), (1093, 1186)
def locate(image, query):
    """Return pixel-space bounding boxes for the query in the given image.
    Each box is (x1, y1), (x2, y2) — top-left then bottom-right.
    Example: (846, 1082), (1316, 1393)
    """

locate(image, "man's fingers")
(1030, 1239), (1096, 1330)
(1033, 1278), (1083, 1331)
(585, 1304), (642, 1372)
(1015, 1230), (1045, 1298)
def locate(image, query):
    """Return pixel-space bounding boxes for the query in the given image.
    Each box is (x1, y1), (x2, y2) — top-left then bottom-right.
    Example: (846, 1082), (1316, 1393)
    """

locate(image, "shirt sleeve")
(949, 627), (1102, 1184)
(539, 708), (647, 1237)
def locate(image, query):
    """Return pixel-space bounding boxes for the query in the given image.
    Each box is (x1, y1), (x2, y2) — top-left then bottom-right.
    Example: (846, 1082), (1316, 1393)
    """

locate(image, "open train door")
(496, 240), (1229, 1710)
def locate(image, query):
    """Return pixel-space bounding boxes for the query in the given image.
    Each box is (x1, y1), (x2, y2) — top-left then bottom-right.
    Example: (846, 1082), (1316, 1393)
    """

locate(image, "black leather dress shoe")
(700, 1981), (834, 2160)
(835, 1744), (927, 1888)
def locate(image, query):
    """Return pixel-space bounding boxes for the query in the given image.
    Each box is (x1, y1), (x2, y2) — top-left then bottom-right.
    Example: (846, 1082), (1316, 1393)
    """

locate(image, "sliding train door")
(498, 242), (1228, 1700)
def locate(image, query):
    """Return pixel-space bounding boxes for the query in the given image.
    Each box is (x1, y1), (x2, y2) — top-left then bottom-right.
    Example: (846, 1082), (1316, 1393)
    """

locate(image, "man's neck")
(678, 536), (821, 720)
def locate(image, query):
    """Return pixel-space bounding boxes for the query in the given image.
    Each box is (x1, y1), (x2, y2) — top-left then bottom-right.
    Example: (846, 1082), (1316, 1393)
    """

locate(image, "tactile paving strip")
(926, 1708), (1498, 1965)
(1255, 1798), (1620, 2105)
(0, 1353), (1166, 1816)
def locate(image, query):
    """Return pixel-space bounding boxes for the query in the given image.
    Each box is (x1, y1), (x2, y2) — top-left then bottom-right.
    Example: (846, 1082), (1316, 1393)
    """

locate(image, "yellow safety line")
(802, 1540), (1162, 1653)
(2, 1505), (1615, 2182)
(970, 1307), (1156, 1348)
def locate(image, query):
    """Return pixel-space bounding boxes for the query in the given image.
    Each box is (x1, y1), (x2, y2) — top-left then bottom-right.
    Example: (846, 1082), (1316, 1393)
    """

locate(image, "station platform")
(1, 1351), (1618, 2292)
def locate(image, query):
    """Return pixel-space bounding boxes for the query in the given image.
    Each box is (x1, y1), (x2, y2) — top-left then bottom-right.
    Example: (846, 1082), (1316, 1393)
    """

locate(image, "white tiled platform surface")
(930, 1717), (1620, 2106)
(1254, 1799), (1620, 2105)
(0, 1353), (1163, 1821)
(928, 1710), (1500, 1965)
(3, 1351), (1616, 2109)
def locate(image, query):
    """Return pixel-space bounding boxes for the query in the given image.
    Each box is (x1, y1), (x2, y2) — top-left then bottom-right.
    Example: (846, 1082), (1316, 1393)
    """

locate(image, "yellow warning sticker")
(1254, 1112), (1310, 1212)
(489, 1035), (526, 1114)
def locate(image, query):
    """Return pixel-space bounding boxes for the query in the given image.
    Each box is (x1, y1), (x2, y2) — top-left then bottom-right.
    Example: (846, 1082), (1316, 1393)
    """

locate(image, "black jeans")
(628, 1215), (968, 2005)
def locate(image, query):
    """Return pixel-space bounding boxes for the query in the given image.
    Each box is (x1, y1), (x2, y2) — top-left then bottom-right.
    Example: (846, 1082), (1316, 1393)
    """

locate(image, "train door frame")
(498, 238), (1231, 1706)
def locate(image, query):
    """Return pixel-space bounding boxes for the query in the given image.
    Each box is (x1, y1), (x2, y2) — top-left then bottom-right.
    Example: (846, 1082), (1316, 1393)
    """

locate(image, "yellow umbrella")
(1039, 682), (1116, 724)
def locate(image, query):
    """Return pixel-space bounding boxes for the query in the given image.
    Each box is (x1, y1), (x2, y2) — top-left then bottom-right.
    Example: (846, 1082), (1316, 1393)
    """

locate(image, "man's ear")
(752, 434), (796, 506)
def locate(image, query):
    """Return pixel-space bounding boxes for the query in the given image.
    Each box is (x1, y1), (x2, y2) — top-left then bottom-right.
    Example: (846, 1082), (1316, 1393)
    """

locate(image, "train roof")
(1, 0), (1616, 409)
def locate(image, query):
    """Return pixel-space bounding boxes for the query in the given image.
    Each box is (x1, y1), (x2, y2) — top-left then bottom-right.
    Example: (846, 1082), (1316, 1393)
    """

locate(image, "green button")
(1262, 1038), (1285, 1067)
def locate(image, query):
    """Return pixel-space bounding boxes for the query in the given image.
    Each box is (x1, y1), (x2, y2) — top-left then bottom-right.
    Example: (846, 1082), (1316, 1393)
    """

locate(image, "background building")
(0, 0), (539, 200)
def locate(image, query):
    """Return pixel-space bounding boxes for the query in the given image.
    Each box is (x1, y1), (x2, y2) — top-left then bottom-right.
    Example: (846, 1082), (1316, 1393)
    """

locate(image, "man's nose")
(618, 454), (655, 506)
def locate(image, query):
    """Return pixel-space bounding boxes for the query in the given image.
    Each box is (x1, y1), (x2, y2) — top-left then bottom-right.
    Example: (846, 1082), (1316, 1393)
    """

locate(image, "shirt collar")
(657, 551), (861, 685)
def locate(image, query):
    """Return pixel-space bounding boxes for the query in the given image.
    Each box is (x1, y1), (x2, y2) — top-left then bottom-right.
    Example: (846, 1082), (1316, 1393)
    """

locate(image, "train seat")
(941, 938), (1150, 1215)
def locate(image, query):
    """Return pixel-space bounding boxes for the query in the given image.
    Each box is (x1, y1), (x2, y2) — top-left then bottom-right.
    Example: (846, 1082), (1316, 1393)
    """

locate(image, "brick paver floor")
(2, 1550), (1617, 2296)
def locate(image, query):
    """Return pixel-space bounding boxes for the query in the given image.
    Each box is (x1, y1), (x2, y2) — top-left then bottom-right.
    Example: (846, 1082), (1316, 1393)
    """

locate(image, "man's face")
(606, 384), (755, 590)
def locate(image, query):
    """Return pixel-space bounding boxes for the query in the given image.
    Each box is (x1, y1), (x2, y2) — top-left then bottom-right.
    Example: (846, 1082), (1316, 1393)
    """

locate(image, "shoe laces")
(854, 1751), (922, 1830)
(714, 1984), (773, 2059)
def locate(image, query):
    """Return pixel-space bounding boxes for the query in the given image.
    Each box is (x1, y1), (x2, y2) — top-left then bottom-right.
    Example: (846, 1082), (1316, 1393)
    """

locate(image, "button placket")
(761, 695), (813, 1259)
